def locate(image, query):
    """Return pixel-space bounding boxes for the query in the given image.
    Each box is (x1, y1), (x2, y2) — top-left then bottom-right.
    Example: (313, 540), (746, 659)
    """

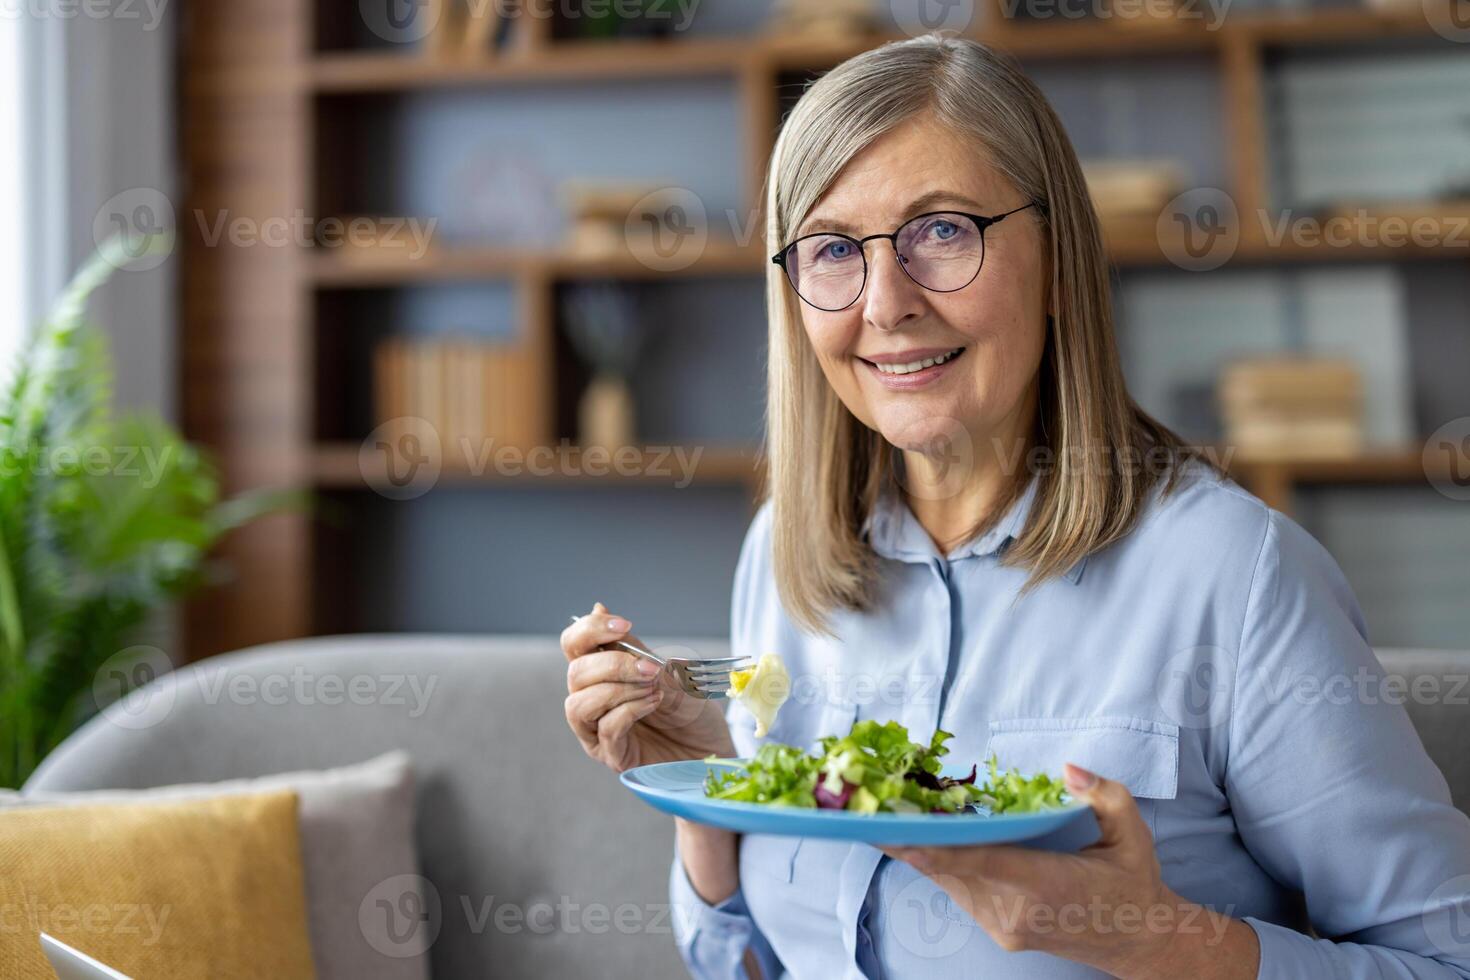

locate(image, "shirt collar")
(860, 474), (1086, 584)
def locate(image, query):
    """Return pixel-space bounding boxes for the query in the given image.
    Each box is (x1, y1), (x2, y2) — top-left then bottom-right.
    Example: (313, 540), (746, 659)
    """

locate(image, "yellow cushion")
(0, 788), (317, 979)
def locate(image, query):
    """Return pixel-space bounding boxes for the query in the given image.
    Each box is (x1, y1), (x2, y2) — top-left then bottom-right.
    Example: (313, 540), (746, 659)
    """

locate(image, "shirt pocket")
(746, 700), (857, 884)
(982, 716), (1180, 838)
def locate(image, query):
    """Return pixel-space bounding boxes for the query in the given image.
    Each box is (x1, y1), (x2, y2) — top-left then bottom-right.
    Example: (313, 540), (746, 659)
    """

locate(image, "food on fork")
(728, 653), (790, 737)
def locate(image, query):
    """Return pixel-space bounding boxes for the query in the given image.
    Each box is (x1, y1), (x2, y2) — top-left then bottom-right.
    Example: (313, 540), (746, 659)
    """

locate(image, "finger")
(596, 689), (663, 767)
(565, 681), (662, 736)
(567, 649), (660, 692)
(561, 605), (634, 660)
(1064, 763), (1149, 854)
(886, 843), (1051, 885)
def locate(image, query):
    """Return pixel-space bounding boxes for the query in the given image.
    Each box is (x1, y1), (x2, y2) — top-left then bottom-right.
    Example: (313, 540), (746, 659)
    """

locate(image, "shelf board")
(313, 442), (762, 488)
(307, 240), (765, 287)
(1231, 6), (1449, 44)
(1103, 205), (1470, 268)
(307, 11), (1453, 94)
(1225, 447), (1437, 485)
(310, 36), (753, 92)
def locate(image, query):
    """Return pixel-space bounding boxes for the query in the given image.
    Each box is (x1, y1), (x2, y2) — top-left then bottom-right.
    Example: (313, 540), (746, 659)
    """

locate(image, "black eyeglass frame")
(770, 201), (1046, 312)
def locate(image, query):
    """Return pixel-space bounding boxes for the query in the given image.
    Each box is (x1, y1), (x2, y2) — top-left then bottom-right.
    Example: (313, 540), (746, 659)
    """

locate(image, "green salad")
(703, 719), (1068, 815)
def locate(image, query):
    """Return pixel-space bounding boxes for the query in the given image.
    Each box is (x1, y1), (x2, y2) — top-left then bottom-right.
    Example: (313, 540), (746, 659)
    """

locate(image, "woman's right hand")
(562, 602), (737, 773)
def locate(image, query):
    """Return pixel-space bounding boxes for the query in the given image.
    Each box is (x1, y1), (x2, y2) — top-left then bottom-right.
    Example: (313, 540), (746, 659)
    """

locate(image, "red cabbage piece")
(814, 778), (855, 809)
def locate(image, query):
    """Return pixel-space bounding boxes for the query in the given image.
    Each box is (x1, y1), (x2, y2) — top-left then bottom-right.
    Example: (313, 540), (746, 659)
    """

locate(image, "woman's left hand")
(879, 764), (1258, 979)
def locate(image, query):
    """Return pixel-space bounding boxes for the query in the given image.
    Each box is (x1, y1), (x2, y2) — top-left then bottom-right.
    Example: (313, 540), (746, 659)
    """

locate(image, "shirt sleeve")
(667, 502), (785, 980)
(669, 839), (783, 980)
(1226, 509), (1470, 978)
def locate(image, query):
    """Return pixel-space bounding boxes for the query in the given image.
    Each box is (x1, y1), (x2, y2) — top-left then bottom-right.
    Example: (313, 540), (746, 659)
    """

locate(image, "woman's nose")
(861, 240), (926, 331)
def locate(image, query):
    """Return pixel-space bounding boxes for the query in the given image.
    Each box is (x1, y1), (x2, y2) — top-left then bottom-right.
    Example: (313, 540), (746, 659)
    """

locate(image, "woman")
(561, 33), (1470, 979)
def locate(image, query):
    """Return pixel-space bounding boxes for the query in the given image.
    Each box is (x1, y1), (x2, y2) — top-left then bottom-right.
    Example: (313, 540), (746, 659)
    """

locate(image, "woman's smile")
(856, 345), (968, 390)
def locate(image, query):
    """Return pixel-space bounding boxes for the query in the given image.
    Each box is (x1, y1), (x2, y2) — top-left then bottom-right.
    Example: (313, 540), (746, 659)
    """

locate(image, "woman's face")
(792, 113), (1050, 461)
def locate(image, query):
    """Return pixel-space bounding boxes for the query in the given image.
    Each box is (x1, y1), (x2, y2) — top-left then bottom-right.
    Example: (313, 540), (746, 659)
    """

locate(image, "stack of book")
(1219, 358), (1364, 460)
(373, 338), (539, 460)
(422, 0), (534, 60)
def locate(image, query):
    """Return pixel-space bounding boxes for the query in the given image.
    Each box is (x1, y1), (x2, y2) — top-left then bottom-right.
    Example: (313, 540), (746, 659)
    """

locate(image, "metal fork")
(567, 615), (751, 700)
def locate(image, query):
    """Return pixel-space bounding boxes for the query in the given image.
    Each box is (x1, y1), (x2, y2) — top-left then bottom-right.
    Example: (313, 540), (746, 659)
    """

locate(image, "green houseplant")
(0, 236), (290, 788)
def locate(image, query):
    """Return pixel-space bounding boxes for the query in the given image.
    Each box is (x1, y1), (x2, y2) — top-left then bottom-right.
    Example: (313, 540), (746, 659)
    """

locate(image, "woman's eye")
(930, 220), (957, 240)
(822, 240), (854, 261)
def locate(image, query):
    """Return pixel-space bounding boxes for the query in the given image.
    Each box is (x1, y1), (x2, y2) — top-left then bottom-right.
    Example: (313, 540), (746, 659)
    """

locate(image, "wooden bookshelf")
(1226, 447), (1445, 511)
(179, 1), (1470, 658)
(306, 8), (1446, 93)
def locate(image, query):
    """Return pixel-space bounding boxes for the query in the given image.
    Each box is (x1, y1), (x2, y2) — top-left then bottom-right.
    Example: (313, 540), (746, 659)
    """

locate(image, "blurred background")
(3, 0), (1469, 666)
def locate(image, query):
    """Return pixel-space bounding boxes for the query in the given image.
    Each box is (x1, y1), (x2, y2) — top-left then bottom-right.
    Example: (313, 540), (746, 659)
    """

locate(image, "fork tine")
(684, 662), (751, 678)
(670, 656), (751, 667)
(694, 681), (731, 694)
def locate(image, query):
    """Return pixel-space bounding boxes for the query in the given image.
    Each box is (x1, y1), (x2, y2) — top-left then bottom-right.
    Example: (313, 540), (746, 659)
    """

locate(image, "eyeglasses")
(771, 202), (1043, 312)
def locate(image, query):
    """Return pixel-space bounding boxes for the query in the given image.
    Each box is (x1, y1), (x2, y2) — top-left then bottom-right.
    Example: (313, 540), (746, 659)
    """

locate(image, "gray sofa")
(23, 636), (1470, 979)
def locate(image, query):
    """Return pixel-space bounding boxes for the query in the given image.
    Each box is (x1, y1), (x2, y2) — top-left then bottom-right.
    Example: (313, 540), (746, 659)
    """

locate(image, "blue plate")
(621, 759), (1100, 849)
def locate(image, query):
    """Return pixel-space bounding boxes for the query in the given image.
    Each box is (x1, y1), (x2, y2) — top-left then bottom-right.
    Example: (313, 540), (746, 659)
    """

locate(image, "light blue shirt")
(669, 463), (1470, 979)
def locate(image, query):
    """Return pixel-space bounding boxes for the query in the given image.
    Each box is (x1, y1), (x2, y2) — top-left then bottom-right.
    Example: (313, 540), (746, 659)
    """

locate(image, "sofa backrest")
(25, 634), (731, 980)
(25, 637), (1470, 978)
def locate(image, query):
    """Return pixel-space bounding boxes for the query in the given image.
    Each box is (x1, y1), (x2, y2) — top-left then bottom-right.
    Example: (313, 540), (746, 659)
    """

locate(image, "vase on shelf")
(579, 373), (638, 451)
